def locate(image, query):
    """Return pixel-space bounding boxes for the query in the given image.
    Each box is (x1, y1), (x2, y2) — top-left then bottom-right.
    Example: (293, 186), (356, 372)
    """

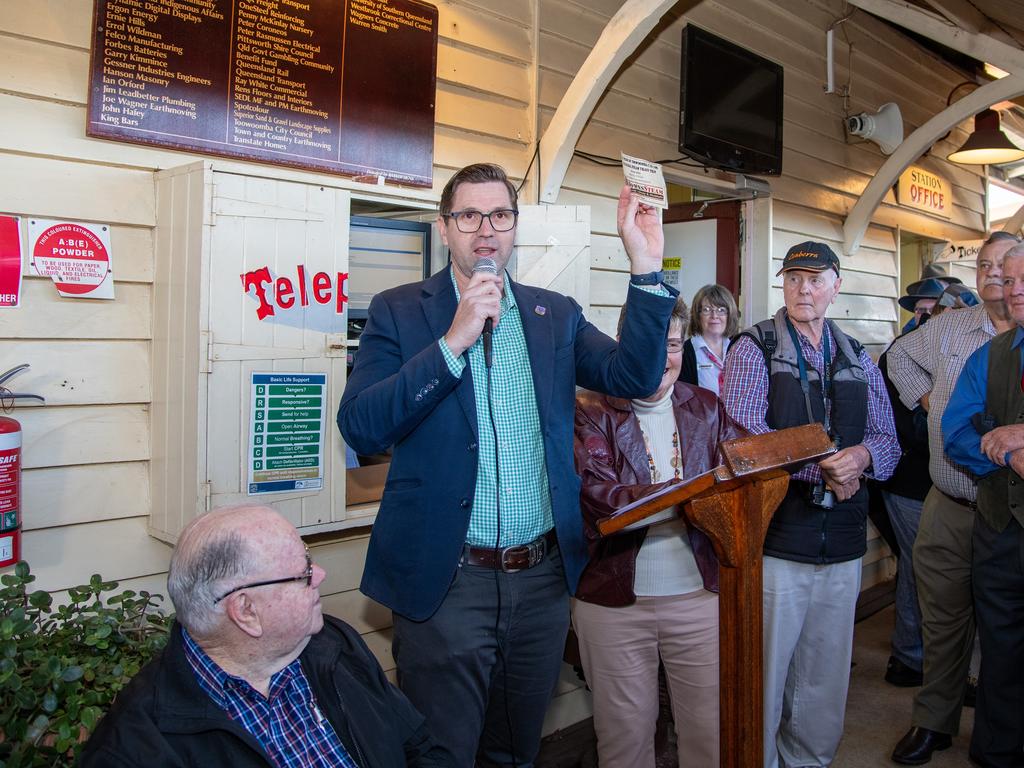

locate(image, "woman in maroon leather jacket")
(572, 297), (746, 767)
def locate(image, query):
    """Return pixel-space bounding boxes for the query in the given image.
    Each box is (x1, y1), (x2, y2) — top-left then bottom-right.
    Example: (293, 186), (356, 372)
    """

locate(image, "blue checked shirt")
(440, 269), (553, 546)
(182, 628), (359, 768)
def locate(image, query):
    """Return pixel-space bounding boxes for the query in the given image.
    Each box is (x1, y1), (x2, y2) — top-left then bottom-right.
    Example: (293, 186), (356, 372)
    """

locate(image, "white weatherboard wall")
(0, 0), (991, 729)
(1, 0), (540, 665)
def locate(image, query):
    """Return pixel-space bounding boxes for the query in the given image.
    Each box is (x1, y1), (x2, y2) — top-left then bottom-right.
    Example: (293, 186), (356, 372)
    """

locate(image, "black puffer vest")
(737, 309), (870, 563)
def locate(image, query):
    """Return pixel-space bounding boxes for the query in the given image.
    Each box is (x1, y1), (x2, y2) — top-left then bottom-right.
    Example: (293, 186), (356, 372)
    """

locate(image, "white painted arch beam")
(846, 0), (1024, 76)
(538, 0), (690, 203)
(843, 75), (1024, 256)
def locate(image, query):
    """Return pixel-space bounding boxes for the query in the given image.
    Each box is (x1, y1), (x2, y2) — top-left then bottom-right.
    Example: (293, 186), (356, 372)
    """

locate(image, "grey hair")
(167, 525), (254, 637)
(1004, 242), (1024, 261)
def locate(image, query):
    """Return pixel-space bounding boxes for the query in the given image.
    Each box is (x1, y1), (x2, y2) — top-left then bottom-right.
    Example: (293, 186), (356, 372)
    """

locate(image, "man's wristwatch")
(630, 270), (663, 286)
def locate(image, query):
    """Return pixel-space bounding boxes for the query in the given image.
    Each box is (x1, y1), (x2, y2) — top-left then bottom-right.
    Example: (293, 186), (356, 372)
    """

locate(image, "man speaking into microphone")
(338, 163), (675, 767)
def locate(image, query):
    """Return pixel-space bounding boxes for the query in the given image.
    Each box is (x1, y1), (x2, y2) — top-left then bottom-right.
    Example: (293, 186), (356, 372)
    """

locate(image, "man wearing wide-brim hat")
(899, 266), (963, 333)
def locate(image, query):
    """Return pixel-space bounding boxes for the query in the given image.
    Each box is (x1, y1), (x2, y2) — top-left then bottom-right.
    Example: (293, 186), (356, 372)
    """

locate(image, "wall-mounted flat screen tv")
(679, 26), (784, 176)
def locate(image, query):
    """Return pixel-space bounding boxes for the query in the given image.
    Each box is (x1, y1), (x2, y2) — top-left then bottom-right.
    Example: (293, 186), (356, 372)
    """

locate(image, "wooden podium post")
(598, 424), (834, 768)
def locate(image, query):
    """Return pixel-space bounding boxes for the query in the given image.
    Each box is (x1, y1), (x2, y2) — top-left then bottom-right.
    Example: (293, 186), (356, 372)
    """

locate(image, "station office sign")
(87, 0), (438, 186)
(897, 166), (952, 220)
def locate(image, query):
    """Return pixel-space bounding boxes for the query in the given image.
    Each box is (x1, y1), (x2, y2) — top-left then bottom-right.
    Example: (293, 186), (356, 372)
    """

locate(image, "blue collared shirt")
(182, 628), (359, 768)
(943, 325), (1024, 476)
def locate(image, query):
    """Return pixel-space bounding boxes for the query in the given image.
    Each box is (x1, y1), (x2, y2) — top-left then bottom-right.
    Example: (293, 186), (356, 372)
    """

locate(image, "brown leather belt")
(463, 530), (557, 572)
(939, 489), (977, 511)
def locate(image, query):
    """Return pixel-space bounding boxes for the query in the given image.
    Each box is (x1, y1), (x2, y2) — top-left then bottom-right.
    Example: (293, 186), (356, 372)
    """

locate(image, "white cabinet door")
(511, 205), (591, 304)
(205, 172), (352, 532)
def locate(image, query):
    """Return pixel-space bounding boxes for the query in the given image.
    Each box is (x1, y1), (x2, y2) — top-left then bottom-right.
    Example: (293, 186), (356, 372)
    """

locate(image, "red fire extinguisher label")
(0, 428), (21, 567)
(0, 444), (18, 532)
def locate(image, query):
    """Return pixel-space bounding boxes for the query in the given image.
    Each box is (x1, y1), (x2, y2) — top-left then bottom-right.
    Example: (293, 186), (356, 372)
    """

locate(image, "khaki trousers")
(572, 590), (720, 768)
(911, 486), (976, 735)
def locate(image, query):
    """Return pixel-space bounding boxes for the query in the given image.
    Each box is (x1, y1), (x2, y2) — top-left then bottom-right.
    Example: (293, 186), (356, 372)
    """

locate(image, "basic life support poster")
(248, 372), (327, 495)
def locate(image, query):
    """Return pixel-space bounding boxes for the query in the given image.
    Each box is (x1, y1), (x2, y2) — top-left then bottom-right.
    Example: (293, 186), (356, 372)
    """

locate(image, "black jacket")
(78, 616), (452, 768)
(877, 343), (931, 501)
(680, 337), (698, 386)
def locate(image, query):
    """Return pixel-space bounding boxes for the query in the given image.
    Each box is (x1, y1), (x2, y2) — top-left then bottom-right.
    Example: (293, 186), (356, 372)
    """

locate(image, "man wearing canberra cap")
(722, 241), (898, 768)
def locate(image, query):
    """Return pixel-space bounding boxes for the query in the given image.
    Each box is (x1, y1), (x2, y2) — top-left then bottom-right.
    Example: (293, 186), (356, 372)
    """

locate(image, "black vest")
(737, 310), (870, 563)
(976, 330), (1024, 532)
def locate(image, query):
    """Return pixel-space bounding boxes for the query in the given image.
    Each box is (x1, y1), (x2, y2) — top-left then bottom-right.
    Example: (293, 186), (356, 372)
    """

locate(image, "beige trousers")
(572, 590), (720, 768)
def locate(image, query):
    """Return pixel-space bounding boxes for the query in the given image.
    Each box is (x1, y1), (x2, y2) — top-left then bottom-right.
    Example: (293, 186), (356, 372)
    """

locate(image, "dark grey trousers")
(392, 544), (571, 768)
(971, 515), (1024, 768)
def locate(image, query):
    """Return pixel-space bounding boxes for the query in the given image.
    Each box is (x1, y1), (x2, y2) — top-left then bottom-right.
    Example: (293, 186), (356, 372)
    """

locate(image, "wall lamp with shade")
(947, 109), (1024, 165)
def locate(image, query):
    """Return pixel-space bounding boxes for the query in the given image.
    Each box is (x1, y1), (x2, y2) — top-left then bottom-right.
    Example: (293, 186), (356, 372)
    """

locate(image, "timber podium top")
(597, 423), (836, 536)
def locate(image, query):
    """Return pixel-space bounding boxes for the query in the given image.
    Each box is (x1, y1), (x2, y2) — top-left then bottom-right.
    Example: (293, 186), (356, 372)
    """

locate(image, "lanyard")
(785, 317), (832, 433)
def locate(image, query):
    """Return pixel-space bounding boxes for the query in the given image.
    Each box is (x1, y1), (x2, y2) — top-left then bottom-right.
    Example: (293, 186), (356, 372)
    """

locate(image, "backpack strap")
(730, 319), (777, 371)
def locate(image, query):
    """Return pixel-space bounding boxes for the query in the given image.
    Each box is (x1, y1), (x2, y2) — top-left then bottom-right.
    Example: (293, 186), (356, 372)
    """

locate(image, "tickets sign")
(29, 219), (115, 299)
(0, 215), (23, 308)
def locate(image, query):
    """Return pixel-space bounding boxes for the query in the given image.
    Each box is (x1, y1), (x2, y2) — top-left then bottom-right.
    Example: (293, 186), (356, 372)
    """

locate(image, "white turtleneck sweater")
(631, 391), (705, 596)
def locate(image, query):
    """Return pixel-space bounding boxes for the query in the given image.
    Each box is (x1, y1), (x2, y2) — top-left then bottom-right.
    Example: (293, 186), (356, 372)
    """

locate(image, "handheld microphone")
(472, 257), (498, 368)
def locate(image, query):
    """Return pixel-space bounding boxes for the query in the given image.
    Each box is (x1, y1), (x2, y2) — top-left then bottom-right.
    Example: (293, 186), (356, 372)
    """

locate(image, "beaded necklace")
(639, 426), (681, 482)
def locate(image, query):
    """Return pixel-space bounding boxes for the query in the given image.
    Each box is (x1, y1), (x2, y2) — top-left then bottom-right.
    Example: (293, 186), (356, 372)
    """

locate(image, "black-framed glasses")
(213, 547), (313, 604)
(443, 208), (519, 233)
(666, 339), (684, 353)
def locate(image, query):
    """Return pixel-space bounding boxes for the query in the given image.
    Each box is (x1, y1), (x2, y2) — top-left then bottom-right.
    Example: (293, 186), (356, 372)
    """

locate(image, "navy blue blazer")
(338, 267), (675, 620)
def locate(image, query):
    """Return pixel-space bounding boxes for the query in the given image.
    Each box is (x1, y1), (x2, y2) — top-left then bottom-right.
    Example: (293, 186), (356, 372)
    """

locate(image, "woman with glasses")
(681, 284), (740, 396)
(571, 295), (746, 767)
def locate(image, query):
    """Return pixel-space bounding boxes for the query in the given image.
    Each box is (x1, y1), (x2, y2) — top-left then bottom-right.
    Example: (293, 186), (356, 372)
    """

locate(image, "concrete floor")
(835, 603), (973, 767)
(538, 603), (977, 767)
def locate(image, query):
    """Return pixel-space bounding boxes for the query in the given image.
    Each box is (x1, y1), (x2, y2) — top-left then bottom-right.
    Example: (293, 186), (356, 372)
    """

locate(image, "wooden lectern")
(599, 424), (836, 768)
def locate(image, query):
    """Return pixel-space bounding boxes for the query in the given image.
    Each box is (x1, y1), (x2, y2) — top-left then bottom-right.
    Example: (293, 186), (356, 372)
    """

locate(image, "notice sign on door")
(28, 219), (115, 299)
(248, 372), (326, 495)
(0, 216), (23, 308)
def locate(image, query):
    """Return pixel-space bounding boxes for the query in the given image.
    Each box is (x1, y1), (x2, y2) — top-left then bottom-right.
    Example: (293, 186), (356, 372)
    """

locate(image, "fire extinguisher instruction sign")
(0, 425), (21, 568)
(28, 218), (115, 300)
(247, 372), (327, 496)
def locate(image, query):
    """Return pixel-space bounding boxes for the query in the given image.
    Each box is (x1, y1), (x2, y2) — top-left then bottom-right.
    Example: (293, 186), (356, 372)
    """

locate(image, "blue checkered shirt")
(182, 628), (359, 768)
(440, 269), (553, 546)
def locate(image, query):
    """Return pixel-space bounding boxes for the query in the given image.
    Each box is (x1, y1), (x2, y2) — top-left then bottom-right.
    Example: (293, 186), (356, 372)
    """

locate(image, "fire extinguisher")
(0, 364), (44, 569)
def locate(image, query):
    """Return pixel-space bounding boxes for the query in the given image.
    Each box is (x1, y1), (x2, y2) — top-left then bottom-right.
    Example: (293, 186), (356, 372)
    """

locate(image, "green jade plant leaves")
(0, 561), (172, 767)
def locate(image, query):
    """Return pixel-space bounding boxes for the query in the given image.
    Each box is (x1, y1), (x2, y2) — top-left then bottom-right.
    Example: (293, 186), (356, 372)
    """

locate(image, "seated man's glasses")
(213, 546), (313, 604)
(444, 209), (519, 233)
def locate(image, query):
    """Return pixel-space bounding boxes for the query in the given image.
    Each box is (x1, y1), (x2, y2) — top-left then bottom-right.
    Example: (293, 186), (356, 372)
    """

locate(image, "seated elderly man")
(80, 504), (451, 768)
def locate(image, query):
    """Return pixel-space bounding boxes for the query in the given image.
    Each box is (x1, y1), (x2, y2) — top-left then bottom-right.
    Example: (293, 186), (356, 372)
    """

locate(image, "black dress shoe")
(885, 656), (924, 687)
(892, 727), (953, 765)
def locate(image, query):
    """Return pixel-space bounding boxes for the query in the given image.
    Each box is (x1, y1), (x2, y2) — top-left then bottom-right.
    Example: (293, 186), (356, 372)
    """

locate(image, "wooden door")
(665, 201), (741, 296)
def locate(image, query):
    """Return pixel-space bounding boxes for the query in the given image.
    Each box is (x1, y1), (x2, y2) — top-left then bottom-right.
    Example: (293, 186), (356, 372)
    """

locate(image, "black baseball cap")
(776, 241), (841, 277)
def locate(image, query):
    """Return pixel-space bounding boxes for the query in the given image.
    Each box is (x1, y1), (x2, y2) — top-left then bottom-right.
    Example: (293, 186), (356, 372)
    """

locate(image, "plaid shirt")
(886, 303), (1000, 500)
(182, 629), (359, 768)
(721, 319), (898, 484)
(440, 268), (554, 546)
